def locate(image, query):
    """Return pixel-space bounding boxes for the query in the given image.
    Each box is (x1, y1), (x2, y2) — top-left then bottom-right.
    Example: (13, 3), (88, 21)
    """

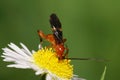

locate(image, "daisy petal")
(8, 43), (29, 57)
(20, 43), (32, 56)
(7, 64), (30, 69)
(72, 75), (86, 80)
(46, 74), (52, 80)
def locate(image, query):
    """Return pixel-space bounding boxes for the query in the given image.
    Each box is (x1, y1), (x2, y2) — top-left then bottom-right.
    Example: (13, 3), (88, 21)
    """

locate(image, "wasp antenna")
(68, 58), (92, 60)
(67, 58), (109, 62)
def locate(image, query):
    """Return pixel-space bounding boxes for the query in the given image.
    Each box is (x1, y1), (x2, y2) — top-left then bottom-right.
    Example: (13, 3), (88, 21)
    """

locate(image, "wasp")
(37, 13), (107, 61)
(37, 13), (68, 60)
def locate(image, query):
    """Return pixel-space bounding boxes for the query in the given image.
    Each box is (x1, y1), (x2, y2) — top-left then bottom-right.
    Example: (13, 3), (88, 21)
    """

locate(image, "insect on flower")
(37, 13), (107, 62)
(38, 13), (68, 60)
(1, 13), (106, 80)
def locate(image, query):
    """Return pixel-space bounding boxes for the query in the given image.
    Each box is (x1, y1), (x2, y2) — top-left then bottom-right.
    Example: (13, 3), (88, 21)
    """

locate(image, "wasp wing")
(49, 13), (63, 44)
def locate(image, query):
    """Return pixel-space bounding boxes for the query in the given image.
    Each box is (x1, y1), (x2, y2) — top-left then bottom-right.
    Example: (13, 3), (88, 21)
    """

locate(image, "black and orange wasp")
(37, 13), (67, 60)
(37, 13), (107, 61)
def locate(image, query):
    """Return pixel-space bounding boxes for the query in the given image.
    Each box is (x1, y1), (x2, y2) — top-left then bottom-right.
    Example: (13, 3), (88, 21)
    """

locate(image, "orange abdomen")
(54, 44), (65, 59)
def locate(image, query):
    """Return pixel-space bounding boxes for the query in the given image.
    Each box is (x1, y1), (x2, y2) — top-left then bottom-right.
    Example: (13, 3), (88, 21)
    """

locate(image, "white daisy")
(1, 43), (85, 80)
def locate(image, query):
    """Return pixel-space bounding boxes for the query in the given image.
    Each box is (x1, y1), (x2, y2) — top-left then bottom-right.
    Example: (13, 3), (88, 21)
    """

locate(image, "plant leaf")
(100, 66), (107, 80)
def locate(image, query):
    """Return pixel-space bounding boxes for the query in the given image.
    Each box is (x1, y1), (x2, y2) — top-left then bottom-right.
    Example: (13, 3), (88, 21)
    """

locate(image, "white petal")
(29, 64), (45, 75)
(7, 64), (30, 68)
(72, 75), (86, 80)
(46, 74), (52, 80)
(38, 44), (42, 49)
(35, 70), (45, 75)
(32, 50), (35, 53)
(20, 43), (32, 56)
(46, 72), (61, 80)
(8, 43), (29, 58)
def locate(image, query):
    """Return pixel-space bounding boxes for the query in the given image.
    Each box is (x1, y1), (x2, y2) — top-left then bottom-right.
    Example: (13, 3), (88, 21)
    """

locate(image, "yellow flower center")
(32, 47), (73, 79)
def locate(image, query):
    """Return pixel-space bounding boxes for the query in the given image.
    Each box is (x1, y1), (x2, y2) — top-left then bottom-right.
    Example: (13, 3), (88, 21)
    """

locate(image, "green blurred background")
(0, 0), (120, 80)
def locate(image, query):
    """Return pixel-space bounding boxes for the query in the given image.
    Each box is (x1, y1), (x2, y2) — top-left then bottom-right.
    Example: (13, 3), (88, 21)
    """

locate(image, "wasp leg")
(37, 30), (47, 39)
(37, 30), (44, 44)
(63, 46), (69, 59)
(37, 30), (56, 46)
(63, 38), (67, 43)
(39, 34), (43, 44)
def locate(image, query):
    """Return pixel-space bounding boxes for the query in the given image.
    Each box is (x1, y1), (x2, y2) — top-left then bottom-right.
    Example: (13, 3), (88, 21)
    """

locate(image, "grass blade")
(100, 66), (107, 80)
